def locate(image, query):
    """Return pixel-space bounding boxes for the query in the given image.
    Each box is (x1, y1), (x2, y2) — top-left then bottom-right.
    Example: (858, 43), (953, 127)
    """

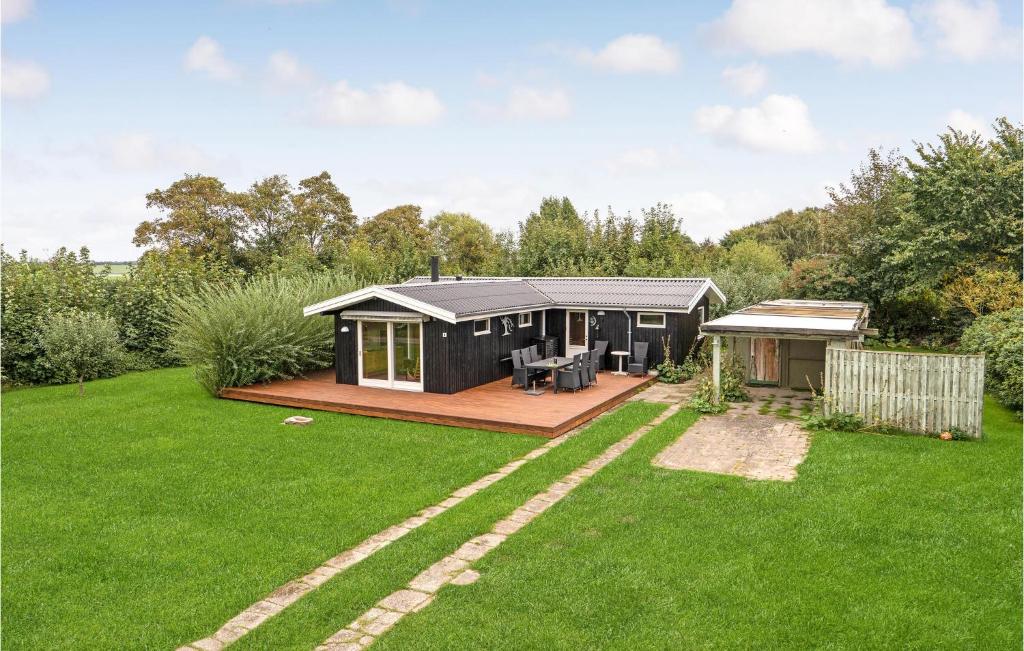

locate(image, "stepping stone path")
(179, 398), (646, 651)
(653, 407), (810, 481)
(316, 404), (681, 651)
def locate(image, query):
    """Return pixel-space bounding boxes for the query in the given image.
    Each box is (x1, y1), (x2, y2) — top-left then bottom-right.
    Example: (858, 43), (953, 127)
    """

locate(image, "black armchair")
(627, 341), (649, 376)
(592, 340), (609, 371)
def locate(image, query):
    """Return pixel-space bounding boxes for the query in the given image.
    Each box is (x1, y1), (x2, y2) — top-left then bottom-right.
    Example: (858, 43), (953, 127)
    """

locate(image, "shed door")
(750, 338), (780, 385)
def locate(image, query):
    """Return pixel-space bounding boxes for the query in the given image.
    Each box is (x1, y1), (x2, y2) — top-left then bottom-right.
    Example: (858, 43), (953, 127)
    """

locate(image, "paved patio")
(653, 400), (811, 481)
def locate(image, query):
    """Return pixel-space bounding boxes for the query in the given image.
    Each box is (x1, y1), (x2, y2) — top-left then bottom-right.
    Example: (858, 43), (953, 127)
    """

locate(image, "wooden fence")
(824, 347), (985, 438)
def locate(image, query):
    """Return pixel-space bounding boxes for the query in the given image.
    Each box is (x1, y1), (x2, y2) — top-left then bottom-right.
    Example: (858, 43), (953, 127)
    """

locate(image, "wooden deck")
(220, 370), (655, 437)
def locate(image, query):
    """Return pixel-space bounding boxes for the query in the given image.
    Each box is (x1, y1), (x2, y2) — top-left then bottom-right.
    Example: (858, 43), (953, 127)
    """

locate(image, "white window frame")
(473, 318), (491, 336)
(637, 312), (666, 329)
(518, 311), (533, 328)
(697, 306), (705, 325)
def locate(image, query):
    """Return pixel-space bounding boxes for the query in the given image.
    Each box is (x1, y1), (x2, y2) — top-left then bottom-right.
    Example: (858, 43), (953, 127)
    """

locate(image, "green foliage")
(38, 309), (127, 394)
(1, 247), (111, 385)
(803, 408), (865, 432)
(656, 335), (704, 384)
(170, 271), (361, 394)
(721, 207), (837, 264)
(958, 308), (1023, 410)
(357, 205), (431, 282)
(108, 248), (241, 368)
(689, 362), (749, 411)
(427, 212), (500, 275)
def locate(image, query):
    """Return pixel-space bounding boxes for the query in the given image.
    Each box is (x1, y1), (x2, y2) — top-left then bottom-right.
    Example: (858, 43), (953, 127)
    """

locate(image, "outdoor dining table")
(524, 356), (573, 395)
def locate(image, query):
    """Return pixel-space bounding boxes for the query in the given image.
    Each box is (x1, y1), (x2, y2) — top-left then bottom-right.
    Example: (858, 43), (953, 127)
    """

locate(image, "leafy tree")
(940, 267), (1022, 318)
(39, 309), (126, 395)
(358, 205), (431, 281)
(427, 212), (500, 276)
(516, 196), (588, 275)
(721, 207), (837, 264)
(236, 175), (295, 270)
(293, 171), (356, 259)
(625, 203), (696, 276)
(134, 175), (241, 263)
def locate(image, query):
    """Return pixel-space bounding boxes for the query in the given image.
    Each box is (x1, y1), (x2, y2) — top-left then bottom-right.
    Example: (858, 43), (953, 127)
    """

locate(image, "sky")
(2, 0), (1021, 260)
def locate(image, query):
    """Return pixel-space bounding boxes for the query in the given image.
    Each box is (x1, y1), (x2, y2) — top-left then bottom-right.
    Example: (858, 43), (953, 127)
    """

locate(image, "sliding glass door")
(358, 320), (423, 391)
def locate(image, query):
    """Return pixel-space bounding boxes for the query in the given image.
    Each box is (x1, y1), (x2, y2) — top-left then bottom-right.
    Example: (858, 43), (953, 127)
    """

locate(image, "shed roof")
(700, 299), (871, 339)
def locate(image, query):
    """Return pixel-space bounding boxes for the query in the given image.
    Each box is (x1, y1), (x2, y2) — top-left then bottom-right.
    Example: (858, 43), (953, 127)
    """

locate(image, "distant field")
(92, 263), (133, 277)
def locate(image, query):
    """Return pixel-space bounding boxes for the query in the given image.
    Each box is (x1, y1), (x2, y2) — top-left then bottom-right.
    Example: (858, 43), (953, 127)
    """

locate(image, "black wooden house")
(304, 267), (725, 394)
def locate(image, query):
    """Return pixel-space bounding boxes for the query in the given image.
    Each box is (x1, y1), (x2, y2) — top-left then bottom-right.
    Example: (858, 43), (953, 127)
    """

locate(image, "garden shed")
(700, 299), (876, 392)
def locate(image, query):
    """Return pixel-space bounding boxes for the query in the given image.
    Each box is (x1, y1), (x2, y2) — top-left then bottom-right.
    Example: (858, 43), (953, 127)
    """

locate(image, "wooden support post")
(712, 335), (721, 404)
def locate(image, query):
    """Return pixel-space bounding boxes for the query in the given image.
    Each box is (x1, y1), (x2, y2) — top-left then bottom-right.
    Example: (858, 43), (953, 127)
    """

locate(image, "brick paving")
(653, 406), (810, 481)
(316, 404), (681, 651)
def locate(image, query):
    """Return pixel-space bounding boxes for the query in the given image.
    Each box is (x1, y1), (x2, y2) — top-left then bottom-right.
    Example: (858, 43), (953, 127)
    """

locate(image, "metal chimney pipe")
(430, 255), (439, 282)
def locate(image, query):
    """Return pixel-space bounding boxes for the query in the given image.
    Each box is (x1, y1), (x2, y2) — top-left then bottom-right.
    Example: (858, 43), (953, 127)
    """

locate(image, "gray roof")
(387, 280), (552, 317)
(306, 276), (724, 322)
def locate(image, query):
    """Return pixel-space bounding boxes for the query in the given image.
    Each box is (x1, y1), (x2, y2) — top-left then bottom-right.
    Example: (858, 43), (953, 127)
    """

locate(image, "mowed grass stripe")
(233, 401), (668, 651)
(1, 368), (542, 650)
(376, 399), (1022, 650)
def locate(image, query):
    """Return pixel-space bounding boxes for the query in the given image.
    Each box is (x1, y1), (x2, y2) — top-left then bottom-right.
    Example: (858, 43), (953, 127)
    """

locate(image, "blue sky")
(3, 0), (1021, 260)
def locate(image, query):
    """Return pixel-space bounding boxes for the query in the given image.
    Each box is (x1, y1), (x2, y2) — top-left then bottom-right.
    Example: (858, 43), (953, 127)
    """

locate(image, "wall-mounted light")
(340, 326), (350, 333)
(597, 310), (605, 316)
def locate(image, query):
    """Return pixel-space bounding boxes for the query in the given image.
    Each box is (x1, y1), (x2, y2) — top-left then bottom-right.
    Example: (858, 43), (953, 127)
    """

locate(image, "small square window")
(518, 312), (533, 327)
(473, 318), (490, 336)
(637, 312), (666, 328)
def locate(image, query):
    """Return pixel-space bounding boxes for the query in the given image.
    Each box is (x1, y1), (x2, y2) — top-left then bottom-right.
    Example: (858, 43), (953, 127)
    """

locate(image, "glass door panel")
(360, 321), (389, 383)
(391, 322), (422, 388)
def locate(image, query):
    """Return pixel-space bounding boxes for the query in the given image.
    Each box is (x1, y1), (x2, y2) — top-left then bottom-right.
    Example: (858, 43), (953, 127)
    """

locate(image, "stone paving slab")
(653, 408), (810, 482)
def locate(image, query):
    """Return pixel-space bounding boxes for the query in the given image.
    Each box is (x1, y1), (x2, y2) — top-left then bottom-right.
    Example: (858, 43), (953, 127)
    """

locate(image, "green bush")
(108, 248), (240, 368)
(38, 309), (127, 395)
(170, 271), (361, 394)
(958, 308), (1023, 410)
(688, 362), (750, 410)
(803, 408), (865, 432)
(1, 247), (110, 385)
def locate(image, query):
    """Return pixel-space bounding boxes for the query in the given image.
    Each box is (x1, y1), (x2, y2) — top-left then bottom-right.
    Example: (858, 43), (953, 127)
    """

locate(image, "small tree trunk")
(78, 375), (85, 396)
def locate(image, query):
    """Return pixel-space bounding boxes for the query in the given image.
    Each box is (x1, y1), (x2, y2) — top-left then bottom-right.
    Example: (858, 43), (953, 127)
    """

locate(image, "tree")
(959, 308), (1023, 410)
(236, 175), (295, 271)
(134, 175), (241, 263)
(293, 171), (356, 258)
(39, 309), (126, 396)
(427, 212), (499, 275)
(626, 203), (695, 275)
(516, 196), (588, 275)
(721, 207), (837, 264)
(358, 205), (431, 281)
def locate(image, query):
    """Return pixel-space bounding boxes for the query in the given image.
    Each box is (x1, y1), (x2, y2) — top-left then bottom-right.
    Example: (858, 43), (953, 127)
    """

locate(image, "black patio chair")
(511, 349), (528, 387)
(529, 344), (541, 361)
(586, 349), (598, 385)
(627, 341), (649, 376)
(556, 354), (583, 393)
(591, 340), (609, 371)
(579, 351), (592, 389)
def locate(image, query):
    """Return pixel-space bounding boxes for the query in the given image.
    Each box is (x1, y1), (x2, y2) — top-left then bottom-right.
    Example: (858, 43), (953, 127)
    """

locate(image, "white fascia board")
(687, 279), (726, 312)
(303, 287), (457, 322)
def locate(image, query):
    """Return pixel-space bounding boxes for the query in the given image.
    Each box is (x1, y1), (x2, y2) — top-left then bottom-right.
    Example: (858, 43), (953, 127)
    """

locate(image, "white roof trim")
(303, 286), (457, 323)
(685, 279), (726, 312)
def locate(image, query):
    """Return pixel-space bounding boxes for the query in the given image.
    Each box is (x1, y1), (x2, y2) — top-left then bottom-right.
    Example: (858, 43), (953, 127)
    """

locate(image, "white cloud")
(503, 86), (571, 120)
(104, 133), (215, 172)
(721, 62), (768, 96)
(694, 94), (824, 154)
(606, 146), (683, 174)
(709, 0), (919, 67)
(1, 0), (33, 23)
(1, 58), (50, 100)
(267, 50), (314, 87)
(310, 80), (444, 126)
(944, 109), (992, 137)
(576, 34), (680, 74)
(919, 0), (1019, 61)
(184, 36), (240, 81)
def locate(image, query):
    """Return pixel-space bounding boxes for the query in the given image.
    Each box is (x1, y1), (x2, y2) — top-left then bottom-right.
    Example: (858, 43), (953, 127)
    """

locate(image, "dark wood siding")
(425, 312), (544, 393)
(545, 309), (566, 355)
(341, 297), (414, 313)
(586, 299), (709, 370)
(334, 313), (358, 385)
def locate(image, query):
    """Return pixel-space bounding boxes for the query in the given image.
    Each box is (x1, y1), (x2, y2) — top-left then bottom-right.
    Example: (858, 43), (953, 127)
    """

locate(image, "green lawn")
(4, 368), (1020, 649)
(0, 368), (542, 650)
(376, 398), (1022, 649)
